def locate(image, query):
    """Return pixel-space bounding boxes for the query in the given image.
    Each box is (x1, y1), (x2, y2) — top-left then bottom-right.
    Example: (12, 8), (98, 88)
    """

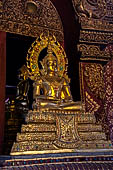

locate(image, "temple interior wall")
(0, 0), (113, 154)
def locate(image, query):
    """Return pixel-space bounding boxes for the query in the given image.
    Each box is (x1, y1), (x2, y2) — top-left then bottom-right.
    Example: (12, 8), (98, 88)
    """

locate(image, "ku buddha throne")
(10, 34), (113, 155)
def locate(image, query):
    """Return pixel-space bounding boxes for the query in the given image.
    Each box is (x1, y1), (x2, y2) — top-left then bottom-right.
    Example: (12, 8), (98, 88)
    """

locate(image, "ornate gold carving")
(26, 34), (68, 80)
(80, 30), (113, 44)
(26, 111), (56, 123)
(11, 107), (113, 155)
(77, 112), (96, 124)
(79, 140), (112, 149)
(0, 0), (64, 41)
(79, 132), (106, 141)
(12, 141), (57, 153)
(17, 132), (56, 142)
(56, 114), (80, 143)
(73, 0), (113, 31)
(73, 0), (107, 19)
(78, 44), (111, 61)
(80, 17), (113, 31)
(10, 34), (113, 155)
(73, 0), (89, 18)
(25, 1), (38, 14)
(78, 124), (102, 132)
(11, 139), (113, 155)
(21, 124), (56, 132)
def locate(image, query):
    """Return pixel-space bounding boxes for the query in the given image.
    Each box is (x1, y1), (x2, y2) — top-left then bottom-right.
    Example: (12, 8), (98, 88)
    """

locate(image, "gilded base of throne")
(10, 104), (113, 155)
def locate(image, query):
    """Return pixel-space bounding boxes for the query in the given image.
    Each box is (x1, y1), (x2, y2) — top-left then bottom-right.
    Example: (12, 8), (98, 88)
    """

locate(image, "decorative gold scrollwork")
(78, 44), (111, 61)
(73, 0), (107, 19)
(26, 33), (68, 80)
(0, 0), (64, 41)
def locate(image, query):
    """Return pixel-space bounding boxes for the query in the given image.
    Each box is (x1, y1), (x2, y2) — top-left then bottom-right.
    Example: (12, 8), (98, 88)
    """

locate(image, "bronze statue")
(10, 34), (113, 155)
(16, 65), (30, 111)
(33, 42), (82, 111)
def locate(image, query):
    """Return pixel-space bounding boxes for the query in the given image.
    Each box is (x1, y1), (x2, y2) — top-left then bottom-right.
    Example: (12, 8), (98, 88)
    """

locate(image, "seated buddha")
(16, 66), (29, 110)
(33, 45), (82, 111)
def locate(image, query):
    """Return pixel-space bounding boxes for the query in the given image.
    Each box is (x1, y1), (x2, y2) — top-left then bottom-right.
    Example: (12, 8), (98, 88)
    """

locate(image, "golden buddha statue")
(10, 34), (113, 156)
(33, 43), (82, 111)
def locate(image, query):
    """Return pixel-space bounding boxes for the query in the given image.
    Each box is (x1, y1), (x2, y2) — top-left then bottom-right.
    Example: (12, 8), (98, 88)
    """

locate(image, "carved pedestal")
(10, 106), (113, 155)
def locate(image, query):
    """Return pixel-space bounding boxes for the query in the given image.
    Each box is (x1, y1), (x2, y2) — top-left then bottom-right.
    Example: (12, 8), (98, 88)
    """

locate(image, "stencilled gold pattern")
(84, 63), (105, 99)
(79, 62), (110, 137)
(85, 91), (100, 114)
(0, 0), (64, 41)
(104, 59), (113, 143)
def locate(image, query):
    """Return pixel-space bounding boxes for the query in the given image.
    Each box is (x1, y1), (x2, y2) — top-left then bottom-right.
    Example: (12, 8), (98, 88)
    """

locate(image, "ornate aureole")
(26, 34), (68, 80)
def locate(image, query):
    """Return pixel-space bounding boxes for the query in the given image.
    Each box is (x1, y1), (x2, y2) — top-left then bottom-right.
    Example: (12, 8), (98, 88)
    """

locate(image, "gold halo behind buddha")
(26, 34), (68, 80)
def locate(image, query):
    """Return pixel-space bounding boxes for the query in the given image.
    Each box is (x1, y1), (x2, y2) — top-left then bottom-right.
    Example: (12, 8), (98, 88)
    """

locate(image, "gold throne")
(11, 34), (113, 155)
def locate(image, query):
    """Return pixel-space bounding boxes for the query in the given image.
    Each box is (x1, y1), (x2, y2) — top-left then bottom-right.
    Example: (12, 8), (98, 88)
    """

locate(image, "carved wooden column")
(0, 31), (6, 154)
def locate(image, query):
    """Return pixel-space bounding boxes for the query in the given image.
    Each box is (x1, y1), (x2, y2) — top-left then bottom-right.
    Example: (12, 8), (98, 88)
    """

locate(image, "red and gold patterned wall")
(104, 59), (113, 143)
(79, 62), (109, 138)
(72, 0), (113, 141)
(0, 0), (113, 151)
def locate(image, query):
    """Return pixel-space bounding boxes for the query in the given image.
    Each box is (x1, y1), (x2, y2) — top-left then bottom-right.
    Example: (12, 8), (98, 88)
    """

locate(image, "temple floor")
(0, 149), (113, 169)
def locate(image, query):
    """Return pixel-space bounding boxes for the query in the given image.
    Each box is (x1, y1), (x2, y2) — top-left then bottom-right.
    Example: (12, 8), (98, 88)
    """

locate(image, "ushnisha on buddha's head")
(41, 45), (58, 76)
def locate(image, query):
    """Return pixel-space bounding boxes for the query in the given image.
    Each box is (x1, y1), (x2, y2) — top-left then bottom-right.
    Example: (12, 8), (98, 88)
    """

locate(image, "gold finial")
(39, 32), (57, 75)
(47, 31), (53, 54)
(47, 42), (53, 55)
(43, 32), (57, 62)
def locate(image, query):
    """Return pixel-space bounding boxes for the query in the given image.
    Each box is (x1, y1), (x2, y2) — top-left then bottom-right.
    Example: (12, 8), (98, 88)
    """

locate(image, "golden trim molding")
(0, 0), (64, 41)
(80, 30), (113, 44)
(78, 44), (111, 61)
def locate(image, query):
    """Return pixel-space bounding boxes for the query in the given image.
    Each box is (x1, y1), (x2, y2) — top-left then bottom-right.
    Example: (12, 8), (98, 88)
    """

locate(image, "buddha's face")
(46, 59), (57, 75)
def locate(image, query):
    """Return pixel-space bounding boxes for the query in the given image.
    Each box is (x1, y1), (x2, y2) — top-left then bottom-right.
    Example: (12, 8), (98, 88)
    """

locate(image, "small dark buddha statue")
(16, 65), (29, 109)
